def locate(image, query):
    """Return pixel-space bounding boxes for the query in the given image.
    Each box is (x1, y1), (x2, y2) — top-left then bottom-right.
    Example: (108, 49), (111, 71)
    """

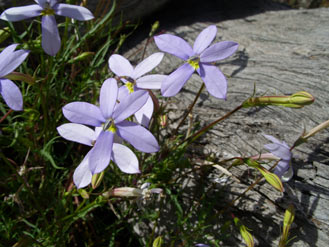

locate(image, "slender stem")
(173, 83), (205, 136)
(181, 103), (243, 146)
(0, 109), (13, 124)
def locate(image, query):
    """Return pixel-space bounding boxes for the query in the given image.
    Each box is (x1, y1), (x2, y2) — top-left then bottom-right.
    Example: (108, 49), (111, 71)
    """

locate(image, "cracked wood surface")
(122, 1), (329, 246)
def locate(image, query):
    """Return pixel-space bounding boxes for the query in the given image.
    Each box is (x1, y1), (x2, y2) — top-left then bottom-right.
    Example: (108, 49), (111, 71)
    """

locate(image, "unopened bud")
(153, 236), (163, 247)
(91, 171), (104, 189)
(242, 91), (314, 108)
(103, 187), (143, 199)
(78, 188), (89, 199)
(279, 204), (295, 246)
(233, 217), (254, 247)
(0, 27), (10, 44)
(149, 21), (160, 37)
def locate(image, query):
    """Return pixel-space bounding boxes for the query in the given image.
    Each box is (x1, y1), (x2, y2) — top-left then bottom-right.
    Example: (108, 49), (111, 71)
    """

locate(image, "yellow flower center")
(125, 82), (135, 94)
(41, 7), (55, 16)
(103, 118), (117, 133)
(187, 56), (200, 70)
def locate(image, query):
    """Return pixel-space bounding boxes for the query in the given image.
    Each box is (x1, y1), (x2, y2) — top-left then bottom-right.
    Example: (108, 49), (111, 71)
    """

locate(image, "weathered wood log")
(122, 1), (329, 246)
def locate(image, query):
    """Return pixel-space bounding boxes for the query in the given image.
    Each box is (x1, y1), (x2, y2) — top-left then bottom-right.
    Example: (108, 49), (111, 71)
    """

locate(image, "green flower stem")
(181, 103), (243, 146)
(173, 83), (205, 135)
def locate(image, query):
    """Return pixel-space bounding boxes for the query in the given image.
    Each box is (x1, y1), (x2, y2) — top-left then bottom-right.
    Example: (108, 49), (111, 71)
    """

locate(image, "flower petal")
(198, 64), (227, 99)
(134, 94), (153, 127)
(54, 4), (94, 21)
(0, 5), (42, 22)
(263, 134), (291, 160)
(73, 150), (92, 188)
(100, 78), (118, 119)
(280, 165), (294, 182)
(112, 143), (140, 173)
(0, 47), (29, 78)
(264, 143), (291, 161)
(108, 54), (134, 77)
(154, 34), (194, 60)
(63, 102), (105, 127)
(193, 25), (217, 54)
(200, 41), (238, 63)
(57, 123), (95, 146)
(49, 0), (58, 8)
(41, 15), (61, 56)
(89, 130), (114, 174)
(161, 63), (194, 97)
(116, 120), (159, 153)
(0, 79), (23, 111)
(113, 89), (148, 123)
(34, 0), (46, 7)
(263, 134), (287, 146)
(136, 74), (167, 90)
(0, 44), (17, 62)
(273, 160), (290, 178)
(133, 52), (164, 78)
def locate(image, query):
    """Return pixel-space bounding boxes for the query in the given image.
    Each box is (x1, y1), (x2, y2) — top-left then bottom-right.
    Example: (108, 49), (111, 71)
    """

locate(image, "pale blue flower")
(154, 25), (238, 99)
(0, 0), (94, 56)
(264, 134), (293, 181)
(0, 44), (29, 111)
(62, 78), (159, 175)
(57, 124), (139, 188)
(109, 53), (167, 127)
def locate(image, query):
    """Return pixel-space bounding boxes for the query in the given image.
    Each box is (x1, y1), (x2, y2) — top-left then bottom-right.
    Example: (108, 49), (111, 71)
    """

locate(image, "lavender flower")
(62, 78), (159, 175)
(0, 0), (94, 56)
(154, 25), (238, 99)
(57, 124), (139, 188)
(0, 44), (29, 111)
(264, 134), (293, 181)
(108, 53), (167, 127)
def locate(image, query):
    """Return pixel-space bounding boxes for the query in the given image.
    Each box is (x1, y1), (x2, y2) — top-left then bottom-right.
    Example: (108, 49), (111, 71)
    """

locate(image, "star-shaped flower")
(57, 124), (139, 188)
(0, 0), (94, 56)
(108, 53), (167, 127)
(62, 78), (159, 175)
(154, 25), (238, 99)
(264, 134), (293, 181)
(0, 44), (29, 111)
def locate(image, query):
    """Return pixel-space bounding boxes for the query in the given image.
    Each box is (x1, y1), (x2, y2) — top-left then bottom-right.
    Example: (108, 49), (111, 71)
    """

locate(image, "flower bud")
(233, 217), (254, 247)
(91, 171), (104, 189)
(153, 236), (163, 247)
(78, 188), (89, 199)
(242, 91), (314, 108)
(149, 21), (160, 37)
(279, 204), (295, 247)
(0, 27), (10, 44)
(103, 187), (143, 199)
